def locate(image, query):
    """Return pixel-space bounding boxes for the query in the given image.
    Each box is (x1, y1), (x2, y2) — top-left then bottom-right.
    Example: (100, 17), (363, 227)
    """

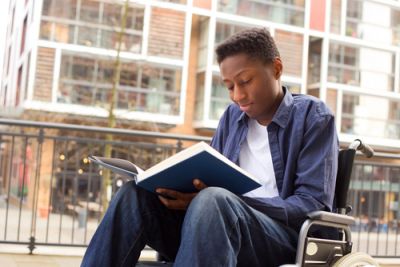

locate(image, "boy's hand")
(156, 179), (207, 210)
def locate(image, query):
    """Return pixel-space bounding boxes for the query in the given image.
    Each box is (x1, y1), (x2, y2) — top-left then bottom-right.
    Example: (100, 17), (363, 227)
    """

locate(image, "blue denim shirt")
(210, 88), (339, 230)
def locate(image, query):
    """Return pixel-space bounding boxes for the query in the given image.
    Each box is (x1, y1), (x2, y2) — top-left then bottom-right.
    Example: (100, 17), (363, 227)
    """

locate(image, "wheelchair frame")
(283, 139), (377, 267)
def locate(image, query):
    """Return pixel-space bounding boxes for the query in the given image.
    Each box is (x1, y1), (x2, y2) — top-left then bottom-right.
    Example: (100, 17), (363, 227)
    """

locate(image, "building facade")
(1, 0), (400, 245)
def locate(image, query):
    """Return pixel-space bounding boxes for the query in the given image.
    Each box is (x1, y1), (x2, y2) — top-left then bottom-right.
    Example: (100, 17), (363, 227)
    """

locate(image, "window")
(210, 75), (230, 120)
(158, 0), (187, 4)
(197, 16), (209, 69)
(214, 22), (249, 64)
(328, 43), (360, 86)
(77, 26), (98, 47)
(330, 0), (341, 34)
(58, 54), (182, 116)
(341, 94), (400, 139)
(42, 0), (77, 19)
(16, 66), (23, 106)
(194, 72), (205, 120)
(40, 0), (144, 53)
(24, 53), (31, 100)
(346, 0), (400, 46)
(20, 16), (28, 55)
(218, 0), (305, 27)
(328, 43), (395, 91)
(308, 37), (322, 84)
(79, 0), (99, 23)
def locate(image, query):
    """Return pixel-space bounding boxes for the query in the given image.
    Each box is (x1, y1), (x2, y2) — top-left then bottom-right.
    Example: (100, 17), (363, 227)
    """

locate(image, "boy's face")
(219, 53), (283, 126)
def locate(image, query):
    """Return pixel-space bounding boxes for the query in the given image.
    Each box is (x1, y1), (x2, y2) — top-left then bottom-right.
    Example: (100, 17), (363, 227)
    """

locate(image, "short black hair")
(215, 27), (280, 65)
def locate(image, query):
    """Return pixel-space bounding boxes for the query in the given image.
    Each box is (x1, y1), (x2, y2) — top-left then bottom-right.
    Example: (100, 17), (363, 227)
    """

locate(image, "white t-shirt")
(239, 119), (279, 198)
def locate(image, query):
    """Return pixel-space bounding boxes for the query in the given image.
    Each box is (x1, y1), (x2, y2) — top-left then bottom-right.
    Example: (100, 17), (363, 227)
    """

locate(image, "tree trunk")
(102, 0), (130, 214)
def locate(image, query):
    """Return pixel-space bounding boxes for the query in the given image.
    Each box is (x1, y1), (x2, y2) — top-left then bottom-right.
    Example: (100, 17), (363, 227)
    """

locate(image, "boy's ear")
(273, 57), (283, 79)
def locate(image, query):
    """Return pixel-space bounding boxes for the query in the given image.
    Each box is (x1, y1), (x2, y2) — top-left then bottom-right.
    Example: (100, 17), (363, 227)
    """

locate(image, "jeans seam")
(121, 225), (145, 266)
(221, 215), (240, 267)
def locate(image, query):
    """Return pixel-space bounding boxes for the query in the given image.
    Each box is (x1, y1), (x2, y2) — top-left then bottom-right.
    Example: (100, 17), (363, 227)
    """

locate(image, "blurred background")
(0, 0), (399, 265)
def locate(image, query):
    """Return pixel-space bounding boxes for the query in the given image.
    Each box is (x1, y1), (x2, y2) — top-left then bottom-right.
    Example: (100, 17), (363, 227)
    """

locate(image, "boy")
(82, 28), (338, 267)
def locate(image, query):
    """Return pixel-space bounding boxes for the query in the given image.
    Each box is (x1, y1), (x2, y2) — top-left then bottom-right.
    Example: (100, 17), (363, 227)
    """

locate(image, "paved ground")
(0, 245), (399, 267)
(0, 244), (157, 267)
(1, 204), (400, 266)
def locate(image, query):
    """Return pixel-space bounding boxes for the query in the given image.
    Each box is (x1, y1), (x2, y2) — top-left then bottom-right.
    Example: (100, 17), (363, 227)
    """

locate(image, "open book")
(89, 142), (261, 195)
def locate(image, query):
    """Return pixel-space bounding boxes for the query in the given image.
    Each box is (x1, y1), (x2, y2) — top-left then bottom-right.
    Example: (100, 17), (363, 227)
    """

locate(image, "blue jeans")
(81, 181), (298, 267)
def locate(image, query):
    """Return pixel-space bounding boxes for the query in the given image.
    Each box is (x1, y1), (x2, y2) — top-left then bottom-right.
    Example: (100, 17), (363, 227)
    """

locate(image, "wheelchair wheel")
(332, 252), (379, 267)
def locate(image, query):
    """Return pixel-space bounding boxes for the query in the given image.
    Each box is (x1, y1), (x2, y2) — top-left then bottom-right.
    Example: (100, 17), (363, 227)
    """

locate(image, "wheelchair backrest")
(335, 149), (356, 212)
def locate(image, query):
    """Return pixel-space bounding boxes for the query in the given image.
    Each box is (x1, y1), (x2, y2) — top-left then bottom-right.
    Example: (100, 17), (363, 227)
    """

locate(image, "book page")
(89, 156), (143, 176)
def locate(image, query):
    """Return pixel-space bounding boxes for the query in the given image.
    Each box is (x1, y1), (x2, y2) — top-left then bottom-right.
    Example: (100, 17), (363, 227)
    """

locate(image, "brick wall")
(275, 30), (303, 77)
(148, 7), (185, 59)
(33, 47), (55, 102)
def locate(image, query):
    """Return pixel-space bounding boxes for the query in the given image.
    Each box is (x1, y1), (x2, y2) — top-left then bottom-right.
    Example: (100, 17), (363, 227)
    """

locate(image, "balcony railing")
(0, 118), (400, 258)
(0, 118), (209, 253)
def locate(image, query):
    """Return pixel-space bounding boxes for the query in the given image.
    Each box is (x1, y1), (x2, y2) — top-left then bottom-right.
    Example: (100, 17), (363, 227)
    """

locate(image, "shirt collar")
(237, 86), (293, 128)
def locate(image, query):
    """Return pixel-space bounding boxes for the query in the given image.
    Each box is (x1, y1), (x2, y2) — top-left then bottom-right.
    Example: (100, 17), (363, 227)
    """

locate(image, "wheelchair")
(137, 139), (379, 267)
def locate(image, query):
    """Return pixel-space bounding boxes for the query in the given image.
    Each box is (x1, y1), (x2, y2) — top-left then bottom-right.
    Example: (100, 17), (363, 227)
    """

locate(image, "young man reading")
(81, 28), (338, 267)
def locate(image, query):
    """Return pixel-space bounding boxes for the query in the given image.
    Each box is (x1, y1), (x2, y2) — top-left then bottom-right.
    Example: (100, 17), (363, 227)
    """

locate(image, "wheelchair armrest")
(307, 211), (355, 226)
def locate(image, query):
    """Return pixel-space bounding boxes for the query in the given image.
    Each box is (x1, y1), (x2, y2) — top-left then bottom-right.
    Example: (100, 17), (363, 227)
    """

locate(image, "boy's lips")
(239, 103), (252, 112)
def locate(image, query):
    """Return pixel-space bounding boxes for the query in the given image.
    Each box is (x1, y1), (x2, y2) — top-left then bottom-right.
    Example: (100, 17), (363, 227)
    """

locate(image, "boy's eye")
(239, 79), (251, 85)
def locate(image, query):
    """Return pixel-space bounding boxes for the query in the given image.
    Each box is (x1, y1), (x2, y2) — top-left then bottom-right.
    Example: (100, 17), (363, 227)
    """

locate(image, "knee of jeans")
(190, 187), (234, 209)
(118, 180), (136, 195)
(111, 180), (138, 203)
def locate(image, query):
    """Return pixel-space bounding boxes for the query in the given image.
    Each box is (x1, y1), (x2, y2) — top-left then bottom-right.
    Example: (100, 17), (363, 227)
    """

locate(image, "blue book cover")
(90, 142), (261, 195)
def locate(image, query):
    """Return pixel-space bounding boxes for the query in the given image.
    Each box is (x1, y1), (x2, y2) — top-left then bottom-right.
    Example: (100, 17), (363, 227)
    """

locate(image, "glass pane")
(308, 38), (322, 83)
(59, 55), (182, 115)
(197, 17), (209, 69)
(40, 21), (52, 40)
(42, 0), (77, 19)
(80, 0), (100, 23)
(210, 75), (230, 120)
(215, 21), (249, 46)
(54, 24), (75, 43)
(217, 0), (305, 27)
(116, 89), (138, 110)
(60, 55), (94, 81)
(393, 9), (400, 46)
(102, 3), (121, 27)
(141, 65), (181, 115)
(122, 34), (142, 53)
(157, 0), (187, 3)
(148, 7), (185, 59)
(195, 72), (205, 120)
(330, 0), (341, 34)
(99, 31), (142, 52)
(214, 22), (249, 64)
(97, 59), (114, 84)
(284, 83), (301, 94)
(329, 43), (395, 91)
(120, 63), (138, 87)
(99, 30), (119, 50)
(346, 0), (399, 46)
(341, 94), (400, 139)
(77, 26), (98, 47)
(126, 5), (145, 31)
